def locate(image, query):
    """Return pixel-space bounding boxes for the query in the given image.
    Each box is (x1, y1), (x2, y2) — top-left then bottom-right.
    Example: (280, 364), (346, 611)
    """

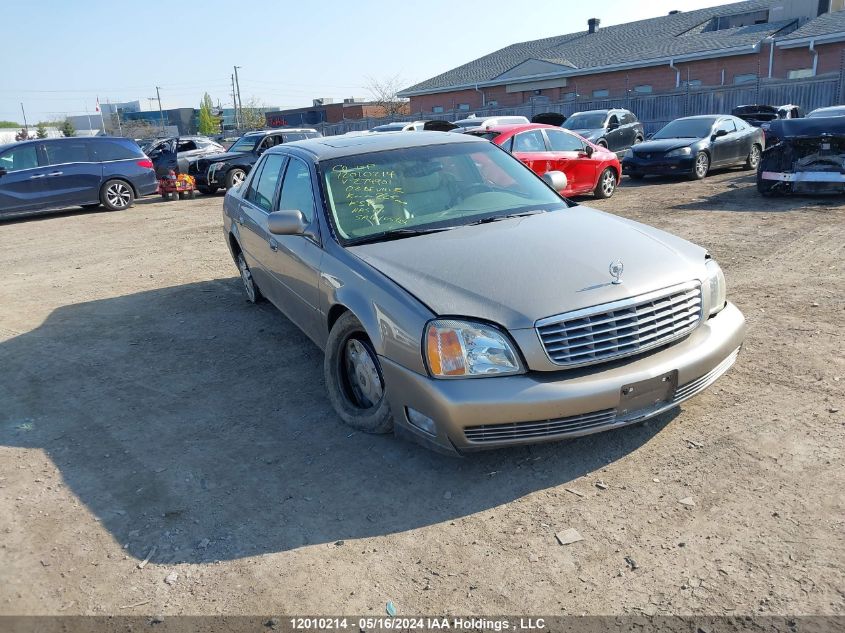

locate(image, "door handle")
(269, 238), (279, 252)
(236, 215), (244, 225)
(29, 174), (45, 179)
(47, 171), (63, 176)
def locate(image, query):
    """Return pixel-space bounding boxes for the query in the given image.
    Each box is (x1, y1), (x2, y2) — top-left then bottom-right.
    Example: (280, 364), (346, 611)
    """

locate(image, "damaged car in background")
(758, 117), (845, 196)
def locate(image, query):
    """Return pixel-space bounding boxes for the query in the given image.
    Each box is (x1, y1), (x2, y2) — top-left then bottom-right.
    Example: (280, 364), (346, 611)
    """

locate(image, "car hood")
(198, 150), (247, 164)
(349, 206), (706, 330)
(634, 138), (700, 152)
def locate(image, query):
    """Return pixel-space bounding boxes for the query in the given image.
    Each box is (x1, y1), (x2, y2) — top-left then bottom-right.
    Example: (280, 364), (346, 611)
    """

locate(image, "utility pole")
(231, 73), (241, 130)
(233, 65), (243, 128)
(20, 103), (29, 135)
(155, 86), (165, 132)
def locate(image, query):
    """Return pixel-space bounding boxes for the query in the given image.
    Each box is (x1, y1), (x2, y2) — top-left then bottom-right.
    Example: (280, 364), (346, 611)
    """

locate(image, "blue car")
(0, 136), (158, 219)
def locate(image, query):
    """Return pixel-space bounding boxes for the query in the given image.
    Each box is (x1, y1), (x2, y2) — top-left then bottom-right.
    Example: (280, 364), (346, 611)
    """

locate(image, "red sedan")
(468, 123), (621, 198)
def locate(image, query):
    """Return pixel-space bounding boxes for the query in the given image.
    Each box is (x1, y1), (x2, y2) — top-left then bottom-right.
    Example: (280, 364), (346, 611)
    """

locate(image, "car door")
(510, 129), (552, 178)
(710, 118), (737, 165)
(0, 143), (43, 215)
(233, 153), (285, 301)
(621, 112), (638, 148)
(39, 139), (102, 206)
(543, 129), (596, 194)
(264, 156), (324, 342)
(605, 114), (623, 152)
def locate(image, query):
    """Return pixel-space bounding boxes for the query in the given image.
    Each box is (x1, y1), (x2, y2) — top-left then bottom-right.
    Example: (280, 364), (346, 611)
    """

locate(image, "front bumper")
(381, 302), (745, 454)
(622, 155), (695, 176)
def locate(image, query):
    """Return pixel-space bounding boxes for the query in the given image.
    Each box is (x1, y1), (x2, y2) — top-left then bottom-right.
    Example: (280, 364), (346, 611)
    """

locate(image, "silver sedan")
(222, 132), (745, 454)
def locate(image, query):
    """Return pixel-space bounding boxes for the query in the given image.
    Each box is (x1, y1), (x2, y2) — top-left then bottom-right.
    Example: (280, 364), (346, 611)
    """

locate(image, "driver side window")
(247, 154), (286, 212)
(0, 145), (39, 172)
(716, 119), (736, 135)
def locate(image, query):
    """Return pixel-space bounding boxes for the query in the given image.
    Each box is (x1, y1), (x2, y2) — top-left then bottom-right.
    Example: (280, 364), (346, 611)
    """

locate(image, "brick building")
(264, 99), (410, 128)
(398, 0), (845, 113)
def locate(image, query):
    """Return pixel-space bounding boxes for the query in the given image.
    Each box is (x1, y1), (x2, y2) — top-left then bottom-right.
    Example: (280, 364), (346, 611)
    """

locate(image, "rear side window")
(716, 119), (736, 134)
(91, 141), (143, 162)
(248, 153), (286, 212)
(44, 141), (91, 165)
(622, 112), (637, 124)
(283, 132), (306, 142)
(512, 130), (547, 152)
(545, 130), (584, 152)
(0, 145), (39, 172)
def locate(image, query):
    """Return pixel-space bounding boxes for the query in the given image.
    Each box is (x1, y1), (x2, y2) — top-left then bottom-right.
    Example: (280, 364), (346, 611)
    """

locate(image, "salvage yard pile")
(0, 169), (842, 615)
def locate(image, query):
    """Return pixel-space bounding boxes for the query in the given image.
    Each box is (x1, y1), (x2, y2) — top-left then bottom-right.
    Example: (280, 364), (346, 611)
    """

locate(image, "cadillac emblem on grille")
(609, 259), (624, 284)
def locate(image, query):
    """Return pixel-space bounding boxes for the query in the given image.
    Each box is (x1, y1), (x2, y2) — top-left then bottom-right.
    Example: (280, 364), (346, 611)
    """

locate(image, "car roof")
(674, 115), (722, 121)
(479, 123), (559, 135)
(242, 128), (318, 137)
(265, 131), (487, 160)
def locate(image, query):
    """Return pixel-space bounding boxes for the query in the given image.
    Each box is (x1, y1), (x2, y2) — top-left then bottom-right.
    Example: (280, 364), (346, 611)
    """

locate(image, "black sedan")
(622, 115), (764, 180)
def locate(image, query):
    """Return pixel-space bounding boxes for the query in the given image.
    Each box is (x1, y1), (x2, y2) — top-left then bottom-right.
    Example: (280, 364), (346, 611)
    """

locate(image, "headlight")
(704, 259), (727, 316)
(623, 148), (633, 158)
(424, 319), (522, 378)
(666, 147), (692, 157)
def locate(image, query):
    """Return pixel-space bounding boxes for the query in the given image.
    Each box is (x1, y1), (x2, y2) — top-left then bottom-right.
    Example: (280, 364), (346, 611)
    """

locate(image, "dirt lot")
(0, 169), (843, 618)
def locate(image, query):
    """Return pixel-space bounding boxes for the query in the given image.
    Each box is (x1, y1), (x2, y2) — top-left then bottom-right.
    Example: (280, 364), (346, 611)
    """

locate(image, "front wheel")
(594, 168), (617, 199)
(225, 168), (246, 190)
(745, 144), (762, 170)
(690, 152), (709, 180)
(100, 179), (135, 211)
(324, 312), (393, 434)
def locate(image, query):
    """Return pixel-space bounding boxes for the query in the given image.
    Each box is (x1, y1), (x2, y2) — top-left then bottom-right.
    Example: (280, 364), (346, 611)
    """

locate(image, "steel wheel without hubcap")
(693, 152), (709, 179)
(236, 252), (260, 303)
(343, 338), (383, 410)
(105, 182), (131, 208)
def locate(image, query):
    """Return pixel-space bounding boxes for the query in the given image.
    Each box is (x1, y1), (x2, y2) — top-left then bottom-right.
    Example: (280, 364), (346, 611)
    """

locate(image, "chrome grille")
(464, 410), (616, 443)
(536, 282), (702, 368)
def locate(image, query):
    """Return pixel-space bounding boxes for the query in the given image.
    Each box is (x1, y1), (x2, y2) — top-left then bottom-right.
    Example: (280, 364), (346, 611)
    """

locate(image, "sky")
(2, 0), (733, 124)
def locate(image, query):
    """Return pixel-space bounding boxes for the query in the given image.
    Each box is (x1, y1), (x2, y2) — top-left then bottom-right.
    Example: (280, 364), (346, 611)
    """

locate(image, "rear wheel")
(745, 144), (762, 170)
(594, 168), (617, 199)
(225, 168), (246, 190)
(100, 179), (135, 211)
(690, 152), (709, 180)
(236, 251), (263, 304)
(324, 312), (393, 434)
(596, 139), (608, 149)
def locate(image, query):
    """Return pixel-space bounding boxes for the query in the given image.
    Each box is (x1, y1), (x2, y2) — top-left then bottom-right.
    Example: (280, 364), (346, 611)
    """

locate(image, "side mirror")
(542, 170), (568, 192)
(267, 210), (307, 235)
(713, 129), (728, 138)
(583, 145), (594, 157)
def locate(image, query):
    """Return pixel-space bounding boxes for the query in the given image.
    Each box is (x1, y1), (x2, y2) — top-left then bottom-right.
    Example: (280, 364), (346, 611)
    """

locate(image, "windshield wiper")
(466, 210), (546, 225)
(346, 226), (455, 245)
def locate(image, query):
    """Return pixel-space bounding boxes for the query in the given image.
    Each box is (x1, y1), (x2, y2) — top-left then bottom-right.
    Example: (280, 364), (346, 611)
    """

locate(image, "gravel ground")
(0, 168), (842, 617)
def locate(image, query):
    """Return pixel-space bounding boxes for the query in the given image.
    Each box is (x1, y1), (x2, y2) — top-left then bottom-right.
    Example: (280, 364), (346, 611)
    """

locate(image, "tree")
(0, 120), (22, 129)
(36, 123), (48, 139)
(59, 119), (75, 138)
(366, 74), (410, 117)
(120, 119), (155, 140)
(240, 97), (268, 130)
(198, 92), (219, 135)
(15, 128), (30, 141)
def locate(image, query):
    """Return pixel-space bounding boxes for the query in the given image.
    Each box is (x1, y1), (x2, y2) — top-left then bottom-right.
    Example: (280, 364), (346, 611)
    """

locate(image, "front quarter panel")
(318, 241), (435, 376)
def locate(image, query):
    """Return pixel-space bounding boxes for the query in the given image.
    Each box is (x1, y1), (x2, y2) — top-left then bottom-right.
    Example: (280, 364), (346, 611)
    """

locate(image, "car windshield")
(228, 135), (261, 152)
(563, 113), (606, 129)
(653, 118), (715, 139)
(321, 142), (568, 244)
(465, 131), (499, 141)
(807, 107), (845, 118)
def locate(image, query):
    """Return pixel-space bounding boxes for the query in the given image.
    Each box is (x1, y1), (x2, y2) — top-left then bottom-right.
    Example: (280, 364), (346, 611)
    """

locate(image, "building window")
(633, 84), (652, 94)
(487, 100), (498, 107)
(681, 79), (703, 89)
(457, 103), (470, 111)
(592, 89), (609, 98)
(561, 92), (577, 102)
(734, 73), (757, 85)
(787, 68), (814, 79)
(432, 106), (444, 113)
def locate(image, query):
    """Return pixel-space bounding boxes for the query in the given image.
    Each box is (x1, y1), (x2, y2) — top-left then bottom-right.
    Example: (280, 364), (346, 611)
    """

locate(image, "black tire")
(690, 152), (709, 180)
(745, 144), (762, 170)
(100, 179), (135, 211)
(596, 139), (608, 149)
(235, 251), (263, 304)
(594, 167), (617, 199)
(225, 168), (246, 190)
(324, 312), (393, 434)
(198, 185), (219, 195)
(628, 173), (645, 180)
